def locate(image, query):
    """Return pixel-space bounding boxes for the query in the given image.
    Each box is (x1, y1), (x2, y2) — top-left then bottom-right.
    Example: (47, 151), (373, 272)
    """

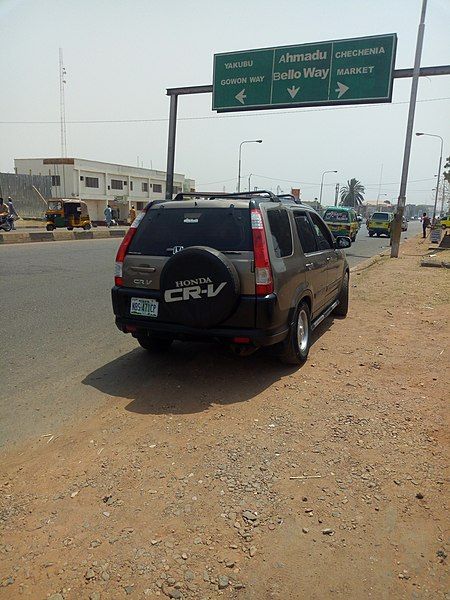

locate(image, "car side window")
(267, 209), (293, 258)
(293, 211), (318, 254)
(308, 212), (334, 251)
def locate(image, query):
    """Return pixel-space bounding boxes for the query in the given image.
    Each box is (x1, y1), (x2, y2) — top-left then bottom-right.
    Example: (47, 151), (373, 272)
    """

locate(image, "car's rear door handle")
(130, 266), (156, 273)
(305, 262), (314, 270)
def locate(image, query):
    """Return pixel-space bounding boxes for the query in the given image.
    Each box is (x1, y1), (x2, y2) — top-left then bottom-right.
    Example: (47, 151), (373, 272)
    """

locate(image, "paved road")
(0, 222), (420, 447)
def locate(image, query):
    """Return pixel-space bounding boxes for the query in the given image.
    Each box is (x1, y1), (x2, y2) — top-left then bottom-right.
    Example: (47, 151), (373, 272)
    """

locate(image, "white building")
(14, 157), (195, 223)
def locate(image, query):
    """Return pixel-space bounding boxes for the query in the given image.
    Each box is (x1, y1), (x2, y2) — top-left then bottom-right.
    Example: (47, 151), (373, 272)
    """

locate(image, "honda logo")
(173, 246), (184, 254)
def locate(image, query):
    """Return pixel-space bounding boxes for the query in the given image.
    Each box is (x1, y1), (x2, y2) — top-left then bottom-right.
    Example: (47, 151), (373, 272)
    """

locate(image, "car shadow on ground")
(82, 320), (334, 416)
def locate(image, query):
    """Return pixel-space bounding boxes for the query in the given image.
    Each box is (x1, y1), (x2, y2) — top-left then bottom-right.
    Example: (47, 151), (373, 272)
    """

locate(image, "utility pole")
(59, 48), (67, 158)
(391, 0), (427, 257)
(334, 183), (340, 206)
(441, 177), (447, 215)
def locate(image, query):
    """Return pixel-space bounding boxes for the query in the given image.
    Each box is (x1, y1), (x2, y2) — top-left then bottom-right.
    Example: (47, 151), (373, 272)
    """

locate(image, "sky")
(0, 0), (449, 204)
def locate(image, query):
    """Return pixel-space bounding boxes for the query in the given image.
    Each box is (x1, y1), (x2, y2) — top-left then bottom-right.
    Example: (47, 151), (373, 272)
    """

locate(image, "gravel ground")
(0, 235), (448, 599)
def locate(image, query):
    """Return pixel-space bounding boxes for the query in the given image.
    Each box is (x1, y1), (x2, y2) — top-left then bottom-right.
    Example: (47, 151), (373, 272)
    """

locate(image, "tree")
(340, 178), (365, 207)
(444, 156), (450, 184)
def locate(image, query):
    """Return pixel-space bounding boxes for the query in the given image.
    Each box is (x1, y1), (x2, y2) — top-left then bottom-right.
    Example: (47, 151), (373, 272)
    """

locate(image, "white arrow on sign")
(335, 82), (349, 98)
(287, 86), (300, 99)
(235, 89), (247, 104)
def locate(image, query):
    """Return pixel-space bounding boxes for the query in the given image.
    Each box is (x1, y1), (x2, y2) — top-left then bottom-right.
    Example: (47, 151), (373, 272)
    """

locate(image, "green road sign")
(213, 34), (397, 112)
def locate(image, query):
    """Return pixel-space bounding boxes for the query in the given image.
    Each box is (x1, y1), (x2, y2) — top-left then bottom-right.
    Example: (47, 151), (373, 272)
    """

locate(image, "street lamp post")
(237, 140), (262, 192)
(248, 173), (253, 192)
(319, 170), (337, 207)
(415, 132), (444, 223)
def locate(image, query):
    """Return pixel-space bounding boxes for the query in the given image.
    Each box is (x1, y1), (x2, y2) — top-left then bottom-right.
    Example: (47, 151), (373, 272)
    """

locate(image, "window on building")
(267, 209), (293, 258)
(130, 181), (133, 191)
(111, 179), (123, 190)
(51, 175), (60, 186)
(142, 182), (148, 192)
(153, 183), (163, 193)
(85, 177), (99, 188)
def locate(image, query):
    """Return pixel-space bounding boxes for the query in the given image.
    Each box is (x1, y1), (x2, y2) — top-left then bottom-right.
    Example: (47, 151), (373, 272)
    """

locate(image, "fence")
(0, 173), (52, 219)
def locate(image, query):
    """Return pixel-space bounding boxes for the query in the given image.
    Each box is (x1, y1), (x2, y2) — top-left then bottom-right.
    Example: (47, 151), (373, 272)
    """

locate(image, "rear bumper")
(368, 226), (390, 234)
(329, 228), (353, 237)
(111, 286), (288, 346)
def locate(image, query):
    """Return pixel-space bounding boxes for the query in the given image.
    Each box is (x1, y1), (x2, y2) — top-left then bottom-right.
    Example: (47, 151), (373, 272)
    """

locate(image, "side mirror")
(335, 236), (352, 249)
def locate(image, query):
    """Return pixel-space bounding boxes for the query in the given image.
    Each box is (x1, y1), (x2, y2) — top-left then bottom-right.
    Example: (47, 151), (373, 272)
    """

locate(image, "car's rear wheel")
(136, 335), (173, 352)
(333, 272), (349, 317)
(369, 232), (374, 237)
(279, 301), (311, 365)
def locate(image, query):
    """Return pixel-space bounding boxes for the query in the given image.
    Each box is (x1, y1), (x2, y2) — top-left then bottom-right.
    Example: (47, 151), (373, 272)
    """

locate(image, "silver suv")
(111, 191), (351, 364)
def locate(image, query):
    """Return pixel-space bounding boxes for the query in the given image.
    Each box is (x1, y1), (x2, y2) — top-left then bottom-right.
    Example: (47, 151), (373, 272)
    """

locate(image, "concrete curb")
(421, 259), (450, 269)
(350, 252), (388, 274)
(0, 229), (127, 245)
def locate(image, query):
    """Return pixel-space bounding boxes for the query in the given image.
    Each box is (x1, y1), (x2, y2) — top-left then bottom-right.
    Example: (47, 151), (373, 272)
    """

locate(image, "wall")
(0, 172), (51, 218)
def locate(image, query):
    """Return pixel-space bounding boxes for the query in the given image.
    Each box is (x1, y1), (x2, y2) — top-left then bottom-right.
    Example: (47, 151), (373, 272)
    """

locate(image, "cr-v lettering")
(165, 282), (227, 303)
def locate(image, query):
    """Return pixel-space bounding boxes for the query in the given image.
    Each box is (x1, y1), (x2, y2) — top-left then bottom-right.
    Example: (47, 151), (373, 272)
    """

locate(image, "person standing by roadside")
(421, 212), (431, 239)
(104, 204), (112, 228)
(129, 205), (136, 225)
(7, 197), (19, 229)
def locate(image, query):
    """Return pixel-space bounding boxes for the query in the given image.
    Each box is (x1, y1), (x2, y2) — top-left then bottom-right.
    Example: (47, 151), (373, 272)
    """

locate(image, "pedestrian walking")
(421, 212), (431, 239)
(7, 196), (19, 230)
(104, 204), (113, 228)
(129, 205), (136, 225)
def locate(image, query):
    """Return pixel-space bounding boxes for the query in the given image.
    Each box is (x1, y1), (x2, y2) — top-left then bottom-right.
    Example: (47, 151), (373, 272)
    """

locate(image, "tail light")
(251, 208), (273, 296)
(114, 211), (145, 286)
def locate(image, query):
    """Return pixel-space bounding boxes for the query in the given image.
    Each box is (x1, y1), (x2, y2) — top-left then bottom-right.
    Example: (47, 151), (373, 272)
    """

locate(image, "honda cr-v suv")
(111, 191), (351, 364)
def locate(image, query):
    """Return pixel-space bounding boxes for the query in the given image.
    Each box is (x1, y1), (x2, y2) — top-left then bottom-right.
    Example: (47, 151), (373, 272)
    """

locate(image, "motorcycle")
(0, 215), (14, 232)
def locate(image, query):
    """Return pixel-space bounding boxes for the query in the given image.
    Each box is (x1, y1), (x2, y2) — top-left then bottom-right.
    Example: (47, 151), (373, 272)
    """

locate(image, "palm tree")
(340, 178), (365, 208)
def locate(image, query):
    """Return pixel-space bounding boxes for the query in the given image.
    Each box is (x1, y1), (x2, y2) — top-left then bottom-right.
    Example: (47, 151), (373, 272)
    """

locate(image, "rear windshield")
(371, 212), (390, 221)
(128, 207), (252, 256)
(323, 209), (349, 223)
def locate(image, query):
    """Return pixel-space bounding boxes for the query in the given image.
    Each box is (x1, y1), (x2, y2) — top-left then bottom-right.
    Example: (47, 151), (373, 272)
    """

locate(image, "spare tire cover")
(160, 246), (240, 328)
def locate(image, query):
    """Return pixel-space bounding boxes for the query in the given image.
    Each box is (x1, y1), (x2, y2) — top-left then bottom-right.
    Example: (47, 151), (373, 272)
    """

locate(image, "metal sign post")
(390, 0), (427, 258)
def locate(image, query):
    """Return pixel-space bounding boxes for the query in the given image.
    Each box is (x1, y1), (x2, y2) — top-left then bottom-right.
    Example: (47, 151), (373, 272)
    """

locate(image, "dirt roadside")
(1, 236), (448, 600)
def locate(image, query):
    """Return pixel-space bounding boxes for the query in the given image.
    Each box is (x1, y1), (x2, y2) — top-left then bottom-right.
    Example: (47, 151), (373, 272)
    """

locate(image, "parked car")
(322, 206), (359, 242)
(111, 191), (351, 364)
(401, 216), (408, 231)
(439, 214), (450, 229)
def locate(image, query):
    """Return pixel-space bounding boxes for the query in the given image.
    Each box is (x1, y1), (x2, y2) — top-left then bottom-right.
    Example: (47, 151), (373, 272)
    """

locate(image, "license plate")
(130, 297), (158, 317)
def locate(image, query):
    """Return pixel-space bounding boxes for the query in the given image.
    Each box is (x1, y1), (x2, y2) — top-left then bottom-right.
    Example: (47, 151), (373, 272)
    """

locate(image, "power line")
(1, 96), (449, 125)
(251, 173), (436, 186)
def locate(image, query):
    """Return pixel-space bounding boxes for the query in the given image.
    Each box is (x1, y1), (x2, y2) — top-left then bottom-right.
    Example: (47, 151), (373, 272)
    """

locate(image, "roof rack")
(172, 191), (302, 205)
(172, 190), (279, 201)
(276, 194), (302, 205)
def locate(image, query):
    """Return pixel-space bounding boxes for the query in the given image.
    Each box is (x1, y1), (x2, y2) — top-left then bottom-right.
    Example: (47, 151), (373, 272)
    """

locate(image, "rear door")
(122, 204), (256, 324)
(292, 211), (328, 317)
(308, 211), (345, 305)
